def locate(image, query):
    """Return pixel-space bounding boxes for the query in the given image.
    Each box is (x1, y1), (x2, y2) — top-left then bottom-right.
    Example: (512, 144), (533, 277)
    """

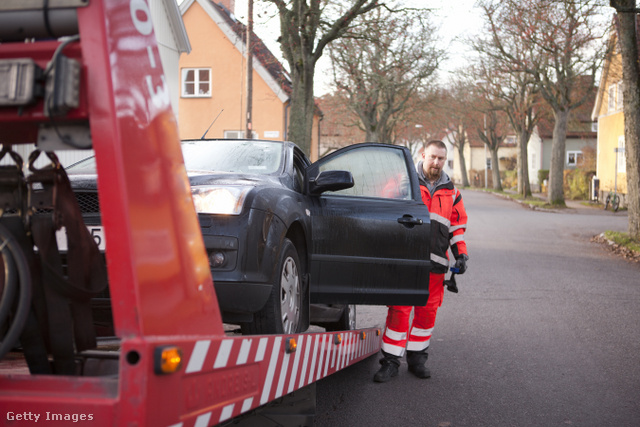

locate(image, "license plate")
(56, 226), (106, 251)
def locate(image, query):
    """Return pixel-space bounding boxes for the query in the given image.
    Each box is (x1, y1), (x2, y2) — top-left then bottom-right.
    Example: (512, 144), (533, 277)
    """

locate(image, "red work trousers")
(381, 273), (444, 357)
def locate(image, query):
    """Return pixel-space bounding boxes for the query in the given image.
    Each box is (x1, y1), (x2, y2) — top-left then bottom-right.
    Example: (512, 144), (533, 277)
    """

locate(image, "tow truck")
(0, 1), (427, 425)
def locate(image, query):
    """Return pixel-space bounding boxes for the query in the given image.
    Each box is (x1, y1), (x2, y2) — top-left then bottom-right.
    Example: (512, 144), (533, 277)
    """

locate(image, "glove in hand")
(454, 255), (468, 274)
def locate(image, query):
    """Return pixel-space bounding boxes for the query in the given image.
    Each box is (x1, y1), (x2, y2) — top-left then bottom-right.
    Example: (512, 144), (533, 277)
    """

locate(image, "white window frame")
(224, 130), (258, 139)
(608, 84), (616, 112)
(566, 150), (582, 166)
(617, 136), (626, 173)
(616, 81), (624, 110)
(181, 68), (211, 98)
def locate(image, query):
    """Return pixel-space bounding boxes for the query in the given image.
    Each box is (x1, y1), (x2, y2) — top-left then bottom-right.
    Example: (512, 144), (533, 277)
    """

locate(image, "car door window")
(318, 146), (411, 200)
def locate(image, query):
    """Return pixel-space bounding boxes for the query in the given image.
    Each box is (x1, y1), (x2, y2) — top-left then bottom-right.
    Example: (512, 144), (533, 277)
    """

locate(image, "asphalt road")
(315, 189), (640, 427)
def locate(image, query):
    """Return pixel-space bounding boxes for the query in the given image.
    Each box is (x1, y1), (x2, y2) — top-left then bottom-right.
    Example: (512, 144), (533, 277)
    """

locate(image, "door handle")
(397, 215), (423, 227)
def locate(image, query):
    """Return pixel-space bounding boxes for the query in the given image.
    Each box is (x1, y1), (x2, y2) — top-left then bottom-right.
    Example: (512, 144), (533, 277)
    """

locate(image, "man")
(374, 140), (469, 383)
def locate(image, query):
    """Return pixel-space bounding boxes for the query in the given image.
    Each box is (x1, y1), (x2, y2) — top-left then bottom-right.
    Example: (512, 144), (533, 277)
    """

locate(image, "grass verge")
(603, 231), (640, 254)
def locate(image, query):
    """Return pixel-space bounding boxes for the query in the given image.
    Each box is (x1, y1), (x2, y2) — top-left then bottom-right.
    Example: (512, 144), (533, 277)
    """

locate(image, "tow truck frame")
(0, 1), (384, 425)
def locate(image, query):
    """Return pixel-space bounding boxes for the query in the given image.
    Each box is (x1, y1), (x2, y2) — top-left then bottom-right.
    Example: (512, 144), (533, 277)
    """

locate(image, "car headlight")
(191, 186), (251, 215)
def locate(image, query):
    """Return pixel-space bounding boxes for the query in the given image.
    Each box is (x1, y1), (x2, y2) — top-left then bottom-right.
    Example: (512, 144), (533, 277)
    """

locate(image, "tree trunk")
(517, 130), (532, 197)
(365, 129), (379, 142)
(617, 3), (640, 239)
(457, 144), (470, 187)
(548, 109), (569, 205)
(287, 66), (316, 155)
(491, 146), (502, 191)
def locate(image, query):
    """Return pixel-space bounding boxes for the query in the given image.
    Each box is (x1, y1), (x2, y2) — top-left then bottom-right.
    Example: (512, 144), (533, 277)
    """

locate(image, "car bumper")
(199, 208), (287, 320)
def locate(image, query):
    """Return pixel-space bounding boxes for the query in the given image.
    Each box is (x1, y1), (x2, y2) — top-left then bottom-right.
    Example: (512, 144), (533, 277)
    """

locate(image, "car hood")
(187, 171), (274, 187)
(68, 174), (98, 190)
(67, 171), (277, 190)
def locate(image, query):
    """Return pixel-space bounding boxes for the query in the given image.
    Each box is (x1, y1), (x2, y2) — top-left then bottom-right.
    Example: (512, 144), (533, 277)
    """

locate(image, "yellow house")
(592, 16), (629, 203)
(178, 0), (321, 160)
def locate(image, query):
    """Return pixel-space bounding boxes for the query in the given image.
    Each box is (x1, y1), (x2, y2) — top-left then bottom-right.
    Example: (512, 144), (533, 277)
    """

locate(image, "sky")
(230, 0), (485, 95)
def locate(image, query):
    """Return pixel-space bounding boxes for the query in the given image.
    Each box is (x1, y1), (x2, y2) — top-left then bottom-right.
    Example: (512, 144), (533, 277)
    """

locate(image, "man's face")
(422, 145), (447, 181)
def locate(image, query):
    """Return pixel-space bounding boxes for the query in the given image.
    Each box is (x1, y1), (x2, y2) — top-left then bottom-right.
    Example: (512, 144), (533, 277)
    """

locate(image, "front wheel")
(241, 238), (304, 335)
(612, 195), (620, 212)
(324, 305), (357, 332)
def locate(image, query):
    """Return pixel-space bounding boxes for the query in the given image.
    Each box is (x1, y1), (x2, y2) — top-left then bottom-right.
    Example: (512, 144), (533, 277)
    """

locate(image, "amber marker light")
(376, 329), (381, 336)
(334, 334), (342, 345)
(154, 346), (183, 374)
(285, 337), (297, 353)
(360, 331), (366, 340)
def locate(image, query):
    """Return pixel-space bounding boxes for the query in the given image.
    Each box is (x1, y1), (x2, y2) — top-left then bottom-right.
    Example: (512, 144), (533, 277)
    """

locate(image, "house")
(445, 131), (517, 188)
(2, 0), (191, 170)
(527, 84), (597, 192)
(591, 15), (633, 204)
(178, 0), (322, 160)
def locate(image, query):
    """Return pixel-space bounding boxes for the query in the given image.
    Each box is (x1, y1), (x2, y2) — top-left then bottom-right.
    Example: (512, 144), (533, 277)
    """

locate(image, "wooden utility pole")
(245, 0), (253, 139)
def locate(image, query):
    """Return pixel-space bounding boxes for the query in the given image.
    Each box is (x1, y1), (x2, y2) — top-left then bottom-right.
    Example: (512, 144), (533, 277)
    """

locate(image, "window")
(181, 68), (211, 97)
(618, 136), (626, 173)
(504, 135), (516, 145)
(566, 151), (582, 166)
(224, 130), (258, 139)
(608, 84), (616, 112)
(617, 81), (624, 110)
(318, 146), (411, 200)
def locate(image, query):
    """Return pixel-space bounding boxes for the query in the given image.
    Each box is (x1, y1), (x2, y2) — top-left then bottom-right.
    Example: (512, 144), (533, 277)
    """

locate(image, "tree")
(265, 0), (381, 156)
(439, 82), (475, 188)
(328, 7), (444, 143)
(477, 0), (608, 205)
(609, 0), (640, 239)
(470, 87), (511, 191)
(471, 3), (548, 197)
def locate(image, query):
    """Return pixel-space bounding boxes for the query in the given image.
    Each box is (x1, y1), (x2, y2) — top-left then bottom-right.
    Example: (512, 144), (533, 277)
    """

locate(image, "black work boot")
(407, 349), (431, 379)
(373, 352), (400, 383)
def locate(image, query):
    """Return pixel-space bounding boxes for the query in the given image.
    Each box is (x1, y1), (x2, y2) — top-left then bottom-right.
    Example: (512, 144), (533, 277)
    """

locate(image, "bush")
(564, 169), (593, 200)
(501, 170), (517, 190)
(538, 170), (549, 186)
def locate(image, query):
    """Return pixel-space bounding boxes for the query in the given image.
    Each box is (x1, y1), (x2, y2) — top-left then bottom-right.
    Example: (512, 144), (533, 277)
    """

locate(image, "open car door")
(306, 143), (431, 306)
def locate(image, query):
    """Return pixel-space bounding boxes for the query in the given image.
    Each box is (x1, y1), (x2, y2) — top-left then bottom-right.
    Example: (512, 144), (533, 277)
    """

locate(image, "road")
(315, 190), (640, 427)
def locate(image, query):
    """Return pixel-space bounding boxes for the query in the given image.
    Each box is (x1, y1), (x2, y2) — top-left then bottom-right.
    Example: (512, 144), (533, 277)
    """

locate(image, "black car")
(66, 139), (432, 335)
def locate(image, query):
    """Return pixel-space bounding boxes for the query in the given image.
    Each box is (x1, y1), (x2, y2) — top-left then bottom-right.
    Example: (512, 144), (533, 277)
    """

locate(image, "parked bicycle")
(604, 190), (620, 212)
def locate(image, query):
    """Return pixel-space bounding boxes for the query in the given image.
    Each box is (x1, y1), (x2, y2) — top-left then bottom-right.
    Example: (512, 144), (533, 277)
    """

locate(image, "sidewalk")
(494, 189), (623, 215)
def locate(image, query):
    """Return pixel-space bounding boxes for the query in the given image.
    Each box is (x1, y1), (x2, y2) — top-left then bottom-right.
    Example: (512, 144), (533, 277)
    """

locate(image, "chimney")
(216, 0), (235, 14)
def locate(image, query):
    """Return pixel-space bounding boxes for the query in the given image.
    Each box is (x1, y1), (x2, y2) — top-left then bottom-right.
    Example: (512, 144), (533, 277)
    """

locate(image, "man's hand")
(454, 255), (469, 274)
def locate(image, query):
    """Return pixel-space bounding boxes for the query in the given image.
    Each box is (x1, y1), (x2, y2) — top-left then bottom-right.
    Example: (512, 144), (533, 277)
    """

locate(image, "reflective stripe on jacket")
(418, 171), (468, 273)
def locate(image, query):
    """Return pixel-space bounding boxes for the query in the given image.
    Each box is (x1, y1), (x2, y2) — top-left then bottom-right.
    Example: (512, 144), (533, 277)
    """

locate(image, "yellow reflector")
(360, 331), (366, 340)
(285, 337), (297, 353)
(154, 346), (183, 374)
(334, 334), (342, 345)
(376, 329), (381, 336)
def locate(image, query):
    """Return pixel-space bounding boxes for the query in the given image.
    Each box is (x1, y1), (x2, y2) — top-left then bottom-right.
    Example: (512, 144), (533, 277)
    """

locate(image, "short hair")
(424, 140), (447, 152)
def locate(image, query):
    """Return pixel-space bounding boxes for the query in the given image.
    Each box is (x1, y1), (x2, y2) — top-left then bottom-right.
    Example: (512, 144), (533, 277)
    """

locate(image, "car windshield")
(181, 139), (284, 175)
(66, 139), (285, 175)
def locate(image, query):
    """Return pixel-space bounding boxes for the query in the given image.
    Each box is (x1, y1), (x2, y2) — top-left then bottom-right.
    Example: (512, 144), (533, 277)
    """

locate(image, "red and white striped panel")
(169, 328), (381, 427)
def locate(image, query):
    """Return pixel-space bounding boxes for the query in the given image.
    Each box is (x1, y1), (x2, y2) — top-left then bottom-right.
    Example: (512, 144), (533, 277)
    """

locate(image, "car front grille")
(75, 191), (101, 214)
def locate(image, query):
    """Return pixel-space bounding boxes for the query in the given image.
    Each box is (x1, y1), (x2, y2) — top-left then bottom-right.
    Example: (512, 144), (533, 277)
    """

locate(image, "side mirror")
(308, 170), (354, 195)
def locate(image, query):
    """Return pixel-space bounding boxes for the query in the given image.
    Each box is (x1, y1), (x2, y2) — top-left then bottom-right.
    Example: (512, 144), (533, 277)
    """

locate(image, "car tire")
(241, 238), (303, 335)
(324, 305), (356, 332)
